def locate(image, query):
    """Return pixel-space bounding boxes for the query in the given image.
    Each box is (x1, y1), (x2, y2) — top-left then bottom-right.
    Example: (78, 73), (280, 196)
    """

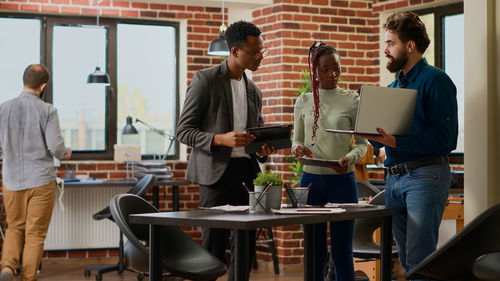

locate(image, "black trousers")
(199, 158), (257, 281)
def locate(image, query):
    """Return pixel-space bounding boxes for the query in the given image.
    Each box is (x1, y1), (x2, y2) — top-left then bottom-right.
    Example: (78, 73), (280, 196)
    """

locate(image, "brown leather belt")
(387, 156), (449, 177)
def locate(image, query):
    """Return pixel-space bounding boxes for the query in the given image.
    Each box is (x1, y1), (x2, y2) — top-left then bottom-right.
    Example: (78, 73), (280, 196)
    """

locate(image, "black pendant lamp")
(122, 116), (138, 135)
(207, 0), (229, 56)
(87, 0), (110, 85)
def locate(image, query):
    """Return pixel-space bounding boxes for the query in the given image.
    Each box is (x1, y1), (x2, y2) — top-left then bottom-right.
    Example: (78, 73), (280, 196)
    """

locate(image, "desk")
(130, 206), (401, 281)
(65, 179), (188, 210)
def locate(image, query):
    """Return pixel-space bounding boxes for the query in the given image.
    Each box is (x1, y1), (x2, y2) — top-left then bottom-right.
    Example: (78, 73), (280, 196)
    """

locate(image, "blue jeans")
(385, 163), (451, 279)
(300, 172), (357, 281)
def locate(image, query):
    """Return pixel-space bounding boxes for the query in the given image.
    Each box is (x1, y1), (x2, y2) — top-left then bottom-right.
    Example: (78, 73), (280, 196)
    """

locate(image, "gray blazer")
(176, 61), (264, 185)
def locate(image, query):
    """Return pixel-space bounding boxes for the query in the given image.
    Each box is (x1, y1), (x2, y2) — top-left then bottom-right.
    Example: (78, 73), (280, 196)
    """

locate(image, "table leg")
(303, 224), (314, 281)
(149, 224), (162, 281)
(235, 229), (250, 281)
(172, 185), (179, 211)
(152, 185), (159, 209)
(380, 215), (393, 281)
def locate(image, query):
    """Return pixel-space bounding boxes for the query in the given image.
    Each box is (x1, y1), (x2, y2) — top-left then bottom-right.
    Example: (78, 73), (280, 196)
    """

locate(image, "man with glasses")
(176, 20), (275, 281)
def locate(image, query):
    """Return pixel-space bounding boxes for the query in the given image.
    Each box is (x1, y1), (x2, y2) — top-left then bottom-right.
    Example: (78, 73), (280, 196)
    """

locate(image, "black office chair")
(84, 174), (155, 281)
(109, 193), (227, 280)
(325, 181), (384, 281)
(350, 190), (398, 281)
(406, 203), (500, 280)
(356, 180), (381, 200)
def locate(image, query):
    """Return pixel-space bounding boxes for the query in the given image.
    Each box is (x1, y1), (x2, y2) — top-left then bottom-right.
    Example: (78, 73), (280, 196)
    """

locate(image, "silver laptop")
(326, 85), (417, 136)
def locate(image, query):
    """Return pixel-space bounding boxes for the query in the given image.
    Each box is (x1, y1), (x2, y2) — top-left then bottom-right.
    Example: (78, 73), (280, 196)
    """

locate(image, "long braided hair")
(308, 41), (337, 140)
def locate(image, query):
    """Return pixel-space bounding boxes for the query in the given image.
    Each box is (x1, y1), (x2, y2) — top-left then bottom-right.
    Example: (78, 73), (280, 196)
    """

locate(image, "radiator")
(44, 185), (130, 250)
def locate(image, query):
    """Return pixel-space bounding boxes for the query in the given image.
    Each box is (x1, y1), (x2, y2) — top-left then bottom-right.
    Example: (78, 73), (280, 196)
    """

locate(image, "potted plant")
(253, 170), (283, 212)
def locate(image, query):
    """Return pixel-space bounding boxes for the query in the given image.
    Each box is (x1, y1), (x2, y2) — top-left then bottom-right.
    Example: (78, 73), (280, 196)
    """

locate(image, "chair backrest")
(127, 174), (155, 197)
(368, 189), (385, 206)
(92, 174), (155, 221)
(109, 193), (159, 254)
(356, 180), (380, 199)
(407, 203), (500, 280)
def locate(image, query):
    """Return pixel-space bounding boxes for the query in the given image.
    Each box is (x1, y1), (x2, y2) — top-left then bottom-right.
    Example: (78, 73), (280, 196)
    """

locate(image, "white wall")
(464, 0), (500, 223)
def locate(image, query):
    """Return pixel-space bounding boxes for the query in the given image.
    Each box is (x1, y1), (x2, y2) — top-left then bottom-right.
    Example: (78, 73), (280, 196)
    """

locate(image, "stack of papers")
(273, 208), (345, 214)
(324, 203), (375, 208)
(200, 205), (249, 212)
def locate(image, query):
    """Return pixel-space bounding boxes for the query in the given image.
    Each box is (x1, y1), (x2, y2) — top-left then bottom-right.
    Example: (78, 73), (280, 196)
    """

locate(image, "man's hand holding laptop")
(357, 127), (396, 148)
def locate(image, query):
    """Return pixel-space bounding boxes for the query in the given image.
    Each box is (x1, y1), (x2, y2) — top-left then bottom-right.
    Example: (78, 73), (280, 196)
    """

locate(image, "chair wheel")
(84, 269), (91, 277)
(137, 273), (145, 281)
(95, 274), (102, 281)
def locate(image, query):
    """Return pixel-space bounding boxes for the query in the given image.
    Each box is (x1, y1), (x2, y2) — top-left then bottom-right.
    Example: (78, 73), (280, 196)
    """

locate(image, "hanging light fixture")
(207, 0), (229, 56)
(87, 0), (110, 84)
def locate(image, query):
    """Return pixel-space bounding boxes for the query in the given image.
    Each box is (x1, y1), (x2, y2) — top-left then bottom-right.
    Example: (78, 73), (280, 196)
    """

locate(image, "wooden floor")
(36, 257), (304, 281)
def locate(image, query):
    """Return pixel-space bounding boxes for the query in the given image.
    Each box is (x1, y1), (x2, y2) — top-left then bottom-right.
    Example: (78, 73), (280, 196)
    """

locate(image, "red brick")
(168, 4), (185, 11)
(112, 1), (129, 7)
(61, 7), (81, 14)
(350, 1), (368, 8)
(311, 0), (328, 5)
(120, 9), (137, 17)
(330, 0), (349, 7)
(81, 8), (98, 15)
(42, 5), (59, 13)
(101, 8), (119, 16)
(31, 0), (49, 3)
(0, 2), (20, 10)
(158, 12), (175, 18)
(140, 10), (157, 18)
(47, 251), (67, 258)
(88, 249), (108, 257)
(131, 2), (147, 8)
(72, 0), (89, 5)
(68, 250), (87, 258)
(20, 4), (40, 11)
(187, 6), (204, 12)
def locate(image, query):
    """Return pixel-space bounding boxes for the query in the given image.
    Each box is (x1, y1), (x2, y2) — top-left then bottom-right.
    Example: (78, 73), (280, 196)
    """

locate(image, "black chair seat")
(407, 203), (500, 280)
(110, 193), (227, 281)
(84, 174), (155, 281)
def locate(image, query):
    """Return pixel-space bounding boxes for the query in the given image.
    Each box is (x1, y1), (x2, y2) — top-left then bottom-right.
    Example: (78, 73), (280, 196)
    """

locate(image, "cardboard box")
(114, 145), (141, 162)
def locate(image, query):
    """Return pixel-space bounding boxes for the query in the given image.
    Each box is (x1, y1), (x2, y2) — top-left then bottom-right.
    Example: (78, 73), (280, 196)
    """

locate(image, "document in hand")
(297, 157), (341, 168)
(245, 125), (292, 154)
(326, 85), (417, 136)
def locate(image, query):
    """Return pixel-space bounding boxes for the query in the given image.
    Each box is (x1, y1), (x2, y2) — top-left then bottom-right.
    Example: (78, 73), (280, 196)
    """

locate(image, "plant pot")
(254, 185), (282, 213)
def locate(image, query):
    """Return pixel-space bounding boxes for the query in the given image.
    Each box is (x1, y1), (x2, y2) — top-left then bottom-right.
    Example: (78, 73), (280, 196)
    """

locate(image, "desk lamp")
(122, 116), (175, 160)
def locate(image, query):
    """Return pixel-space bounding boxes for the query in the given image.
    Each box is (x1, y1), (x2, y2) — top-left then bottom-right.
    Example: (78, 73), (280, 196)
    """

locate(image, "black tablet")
(244, 125), (292, 154)
(297, 157), (341, 167)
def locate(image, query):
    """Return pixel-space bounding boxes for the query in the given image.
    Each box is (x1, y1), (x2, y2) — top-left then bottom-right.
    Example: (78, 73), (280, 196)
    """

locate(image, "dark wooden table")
(130, 206), (401, 281)
(65, 179), (188, 210)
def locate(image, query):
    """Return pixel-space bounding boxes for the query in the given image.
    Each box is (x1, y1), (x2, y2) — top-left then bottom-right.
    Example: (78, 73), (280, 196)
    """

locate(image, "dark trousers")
(199, 158), (257, 281)
(300, 171), (357, 281)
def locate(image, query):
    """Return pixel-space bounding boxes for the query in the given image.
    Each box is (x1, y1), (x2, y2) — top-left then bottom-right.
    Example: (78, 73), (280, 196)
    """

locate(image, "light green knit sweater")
(292, 87), (368, 175)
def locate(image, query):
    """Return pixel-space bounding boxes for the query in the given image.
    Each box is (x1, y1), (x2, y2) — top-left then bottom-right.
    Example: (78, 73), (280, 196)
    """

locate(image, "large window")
(116, 23), (177, 157)
(415, 3), (464, 162)
(0, 17), (41, 102)
(0, 14), (179, 160)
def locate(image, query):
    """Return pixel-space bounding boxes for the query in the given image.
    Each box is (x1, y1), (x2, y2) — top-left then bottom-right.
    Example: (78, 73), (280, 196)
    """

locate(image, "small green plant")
(297, 69), (312, 96)
(287, 157), (304, 187)
(253, 170), (283, 186)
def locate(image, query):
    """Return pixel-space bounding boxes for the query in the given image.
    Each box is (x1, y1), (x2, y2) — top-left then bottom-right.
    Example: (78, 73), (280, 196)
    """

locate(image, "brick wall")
(0, 0), (457, 265)
(0, 0), (225, 259)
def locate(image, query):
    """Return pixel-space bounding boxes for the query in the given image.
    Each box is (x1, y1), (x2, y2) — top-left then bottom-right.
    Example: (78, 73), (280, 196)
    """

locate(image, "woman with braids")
(292, 41), (368, 281)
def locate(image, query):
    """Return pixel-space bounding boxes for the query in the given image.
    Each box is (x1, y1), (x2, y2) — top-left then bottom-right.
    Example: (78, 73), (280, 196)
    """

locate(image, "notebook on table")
(326, 85), (418, 136)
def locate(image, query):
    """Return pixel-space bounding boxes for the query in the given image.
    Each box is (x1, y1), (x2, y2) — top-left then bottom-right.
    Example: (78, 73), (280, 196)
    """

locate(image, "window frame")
(413, 2), (464, 165)
(0, 13), (180, 161)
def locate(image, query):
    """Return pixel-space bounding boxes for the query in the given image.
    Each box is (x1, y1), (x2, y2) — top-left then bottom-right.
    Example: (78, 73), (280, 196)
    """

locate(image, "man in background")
(176, 20), (275, 280)
(0, 64), (71, 281)
(360, 11), (458, 279)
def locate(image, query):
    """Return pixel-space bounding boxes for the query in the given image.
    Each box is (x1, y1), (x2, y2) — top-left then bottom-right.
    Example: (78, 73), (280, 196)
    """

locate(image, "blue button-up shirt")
(372, 58), (458, 166)
(0, 92), (68, 191)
